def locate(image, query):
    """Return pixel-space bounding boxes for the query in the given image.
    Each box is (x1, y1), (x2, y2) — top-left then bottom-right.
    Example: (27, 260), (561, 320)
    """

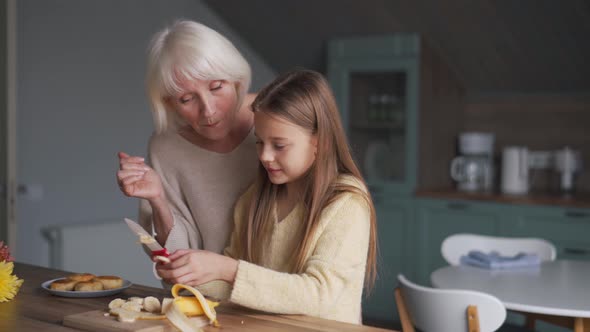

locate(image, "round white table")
(431, 260), (590, 331)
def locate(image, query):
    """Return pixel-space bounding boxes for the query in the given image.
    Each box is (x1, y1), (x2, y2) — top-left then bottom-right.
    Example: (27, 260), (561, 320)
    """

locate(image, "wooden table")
(1, 262), (395, 331)
(431, 260), (590, 332)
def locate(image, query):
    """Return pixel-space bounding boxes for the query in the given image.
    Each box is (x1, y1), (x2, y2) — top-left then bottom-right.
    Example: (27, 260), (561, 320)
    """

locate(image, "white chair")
(395, 274), (506, 332)
(441, 233), (556, 266)
(441, 233), (556, 331)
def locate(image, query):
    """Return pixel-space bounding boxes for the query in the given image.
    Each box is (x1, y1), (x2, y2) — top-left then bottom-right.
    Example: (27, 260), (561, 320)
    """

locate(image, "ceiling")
(204, 0), (590, 96)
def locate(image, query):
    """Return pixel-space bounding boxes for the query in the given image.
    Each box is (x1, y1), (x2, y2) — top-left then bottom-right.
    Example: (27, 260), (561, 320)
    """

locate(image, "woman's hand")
(117, 152), (163, 202)
(155, 249), (239, 286)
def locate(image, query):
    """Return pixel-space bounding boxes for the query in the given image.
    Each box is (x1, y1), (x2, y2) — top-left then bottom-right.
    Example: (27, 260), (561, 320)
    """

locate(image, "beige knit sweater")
(138, 130), (259, 254)
(199, 175), (371, 325)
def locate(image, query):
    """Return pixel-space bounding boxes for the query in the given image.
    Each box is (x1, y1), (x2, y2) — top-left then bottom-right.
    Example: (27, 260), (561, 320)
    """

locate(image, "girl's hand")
(117, 152), (163, 202)
(155, 249), (238, 286)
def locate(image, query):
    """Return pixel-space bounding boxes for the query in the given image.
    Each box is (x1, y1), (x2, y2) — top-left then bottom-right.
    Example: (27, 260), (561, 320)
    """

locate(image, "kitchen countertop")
(415, 188), (590, 209)
(1, 263), (395, 332)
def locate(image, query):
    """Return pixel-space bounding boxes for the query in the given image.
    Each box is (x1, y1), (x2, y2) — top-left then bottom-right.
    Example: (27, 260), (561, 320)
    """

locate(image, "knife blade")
(124, 218), (169, 258)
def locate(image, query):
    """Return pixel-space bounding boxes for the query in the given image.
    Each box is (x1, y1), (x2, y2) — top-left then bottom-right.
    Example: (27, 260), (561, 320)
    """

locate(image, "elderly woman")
(116, 20), (259, 258)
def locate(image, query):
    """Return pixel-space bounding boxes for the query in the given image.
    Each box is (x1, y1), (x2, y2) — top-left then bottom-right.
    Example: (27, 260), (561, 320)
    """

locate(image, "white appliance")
(450, 132), (495, 192)
(501, 146), (582, 195)
(554, 147), (582, 192)
(501, 146), (529, 194)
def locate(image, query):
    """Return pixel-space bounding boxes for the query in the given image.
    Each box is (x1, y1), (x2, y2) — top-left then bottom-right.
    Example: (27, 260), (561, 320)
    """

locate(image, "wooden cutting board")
(63, 310), (176, 332)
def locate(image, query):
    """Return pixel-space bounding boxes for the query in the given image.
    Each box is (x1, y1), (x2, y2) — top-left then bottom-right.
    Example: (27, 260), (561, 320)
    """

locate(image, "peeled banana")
(163, 295), (219, 317)
(169, 284), (219, 324)
(107, 283), (220, 330)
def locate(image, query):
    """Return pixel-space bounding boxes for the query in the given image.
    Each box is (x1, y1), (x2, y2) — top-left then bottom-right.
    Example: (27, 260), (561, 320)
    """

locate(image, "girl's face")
(166, 78), (239, 141)
(254, 111), (317, 186)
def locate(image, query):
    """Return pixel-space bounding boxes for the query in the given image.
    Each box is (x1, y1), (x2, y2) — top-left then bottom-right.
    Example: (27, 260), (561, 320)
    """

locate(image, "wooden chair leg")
(467, 305), (480, 332)
(525, 313), (536, 330)
(394, 287), (415, 332)
(574, 317), (590, 332)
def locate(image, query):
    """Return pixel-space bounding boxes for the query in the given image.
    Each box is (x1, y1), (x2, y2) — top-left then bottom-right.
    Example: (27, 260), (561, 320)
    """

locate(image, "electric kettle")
(501, 146), (529, 195)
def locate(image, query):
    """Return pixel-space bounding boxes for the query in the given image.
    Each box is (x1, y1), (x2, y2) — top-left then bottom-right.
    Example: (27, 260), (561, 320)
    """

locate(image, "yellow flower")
(0, 261), (24, 302)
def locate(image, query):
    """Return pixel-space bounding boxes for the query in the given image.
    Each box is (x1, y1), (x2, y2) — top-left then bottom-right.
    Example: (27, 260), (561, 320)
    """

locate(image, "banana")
(108, 283), (220, 329)
(163, 296), (219, 317)
(169, 283), (219, 326)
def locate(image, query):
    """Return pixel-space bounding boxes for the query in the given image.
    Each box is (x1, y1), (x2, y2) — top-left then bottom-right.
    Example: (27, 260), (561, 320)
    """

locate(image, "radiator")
(42, 219), (162, 288)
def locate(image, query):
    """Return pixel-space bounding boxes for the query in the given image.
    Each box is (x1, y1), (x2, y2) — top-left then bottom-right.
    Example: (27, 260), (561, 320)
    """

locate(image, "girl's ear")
(312, 135), (318, 156)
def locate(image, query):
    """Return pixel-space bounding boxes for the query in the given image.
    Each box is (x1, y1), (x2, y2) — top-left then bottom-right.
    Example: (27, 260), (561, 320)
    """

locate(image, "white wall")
(16, 0), (276, 271)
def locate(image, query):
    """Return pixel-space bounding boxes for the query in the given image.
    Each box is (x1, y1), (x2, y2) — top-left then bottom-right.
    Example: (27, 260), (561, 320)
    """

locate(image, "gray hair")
(146, 20), (252, 133)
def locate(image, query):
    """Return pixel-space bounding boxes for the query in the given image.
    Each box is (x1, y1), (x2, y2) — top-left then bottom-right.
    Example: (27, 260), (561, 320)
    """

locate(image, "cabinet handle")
(447, 202), (469, 210)
(564, 211), (588, 218)
(563, 247), (590, 255)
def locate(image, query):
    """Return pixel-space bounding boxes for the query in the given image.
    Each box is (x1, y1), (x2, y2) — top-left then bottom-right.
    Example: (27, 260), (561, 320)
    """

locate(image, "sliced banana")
(117, 309), (140, 323)
(108, 298), (126, 310)
(143, 296), (161, 313)
(121, 301), (142, 313)
(128, 296), (145, 305)
(161, 297), (173, 314)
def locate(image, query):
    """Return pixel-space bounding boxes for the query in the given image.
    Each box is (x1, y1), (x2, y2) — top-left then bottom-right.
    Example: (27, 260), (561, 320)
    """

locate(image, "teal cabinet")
(414, 199), (590, 332)
(500, 205), (590, 261)
(362, 194), (414, 326)
(498, 207), (590, 332)
(414, 198), (508, 285)
(327, 35), (420, 195)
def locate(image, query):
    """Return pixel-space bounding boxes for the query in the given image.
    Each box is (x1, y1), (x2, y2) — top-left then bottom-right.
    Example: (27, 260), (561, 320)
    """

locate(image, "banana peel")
(163, 283), (220, 330)
(163, 296), (219, 317)
(171, 284), (219, 325)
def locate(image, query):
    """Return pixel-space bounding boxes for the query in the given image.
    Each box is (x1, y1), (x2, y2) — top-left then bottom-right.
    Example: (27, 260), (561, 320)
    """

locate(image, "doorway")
(0, 0), (16, 249)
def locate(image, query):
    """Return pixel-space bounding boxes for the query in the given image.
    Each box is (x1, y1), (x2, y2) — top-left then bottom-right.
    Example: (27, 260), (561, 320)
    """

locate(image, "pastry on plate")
(74, 280), (104, 292)
(67, 273), (96, 282)
(95, 275), (124, 290)
(49, 278), (78, 291)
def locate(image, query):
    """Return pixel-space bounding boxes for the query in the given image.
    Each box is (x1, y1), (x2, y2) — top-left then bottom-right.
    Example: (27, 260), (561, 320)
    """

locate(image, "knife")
(124, 218), (170, 261)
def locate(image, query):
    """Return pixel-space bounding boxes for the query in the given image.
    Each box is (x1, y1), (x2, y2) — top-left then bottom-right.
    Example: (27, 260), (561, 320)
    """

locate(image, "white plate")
(41, 278), (132, 298)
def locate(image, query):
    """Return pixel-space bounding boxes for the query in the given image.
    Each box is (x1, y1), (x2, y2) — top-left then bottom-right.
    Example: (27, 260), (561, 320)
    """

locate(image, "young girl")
(156, 69), (377, 325)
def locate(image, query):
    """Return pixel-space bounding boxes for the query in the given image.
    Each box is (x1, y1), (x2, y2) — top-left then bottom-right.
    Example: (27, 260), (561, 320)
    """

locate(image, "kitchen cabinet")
(326, 34), (463, 329)
(327, 35), (420, 195)
(360, 194), (590, 329)
(498, 205), (590, 332)
(413, 199), (590, 282)
(500, 205), (590, 261)
(413, 199), (590, 332)
(327, 34), (464, 195)
(362, 194), (414, 326)
(413, 198), (507, 285)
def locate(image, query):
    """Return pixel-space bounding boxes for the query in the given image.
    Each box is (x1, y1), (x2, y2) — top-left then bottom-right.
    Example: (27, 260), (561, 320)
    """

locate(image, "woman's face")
(166, 78), (239, 141)
(254, 111), (317, 187)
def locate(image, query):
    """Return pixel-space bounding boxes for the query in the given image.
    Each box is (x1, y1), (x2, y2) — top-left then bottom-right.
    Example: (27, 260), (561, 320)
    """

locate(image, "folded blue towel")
(460, 250), (541, 269)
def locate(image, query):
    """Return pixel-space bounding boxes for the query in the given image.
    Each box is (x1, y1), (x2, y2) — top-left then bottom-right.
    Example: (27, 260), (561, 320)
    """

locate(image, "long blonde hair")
(238, 69), (377, 290)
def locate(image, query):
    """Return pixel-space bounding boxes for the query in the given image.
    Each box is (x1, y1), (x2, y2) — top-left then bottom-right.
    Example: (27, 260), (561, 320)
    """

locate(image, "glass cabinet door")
(329, 59), (418, 194)
(349, 71), (407, 183)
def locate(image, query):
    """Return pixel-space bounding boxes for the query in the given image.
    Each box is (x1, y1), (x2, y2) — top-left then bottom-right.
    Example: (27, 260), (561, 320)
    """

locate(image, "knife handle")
(151, 248), (170, 281)
(151, 248), (170, 257)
